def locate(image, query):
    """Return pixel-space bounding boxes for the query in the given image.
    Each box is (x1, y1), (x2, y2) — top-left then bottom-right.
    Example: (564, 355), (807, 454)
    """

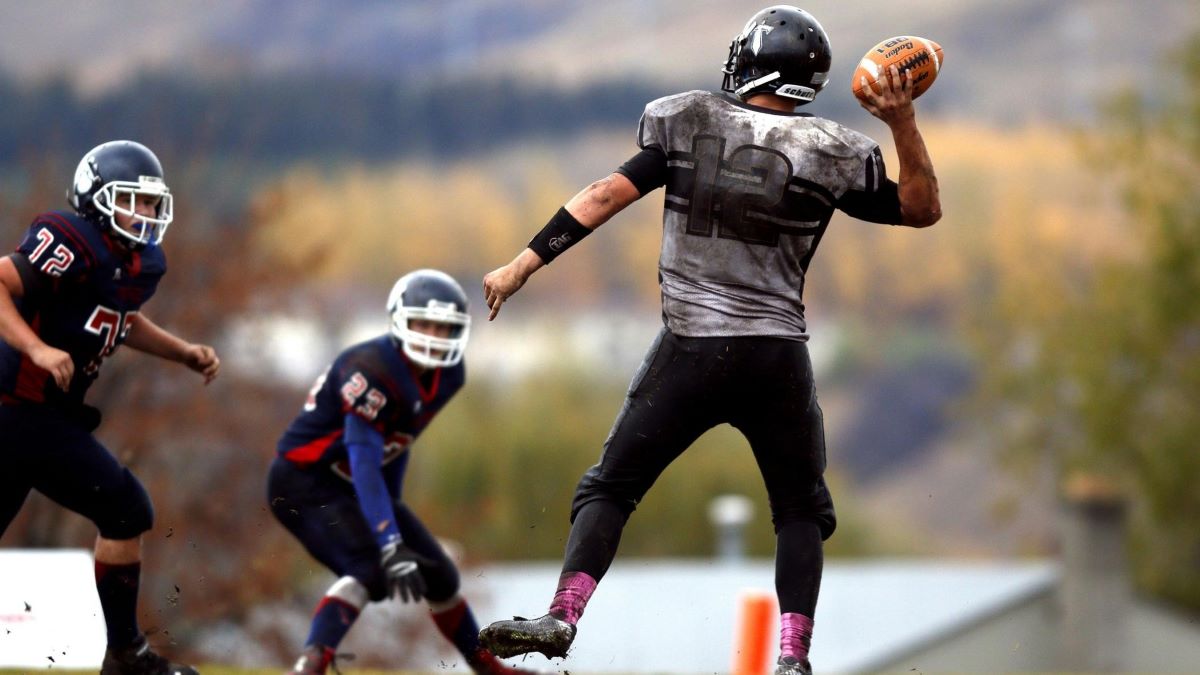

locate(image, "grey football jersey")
(638, 90), (894, 339)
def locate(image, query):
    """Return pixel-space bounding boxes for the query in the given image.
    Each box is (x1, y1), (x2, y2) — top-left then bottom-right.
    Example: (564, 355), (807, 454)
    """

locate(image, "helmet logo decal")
(424, 299), (458, 317)
(747, 23), (774, 55)
(74, 157), (97, 195)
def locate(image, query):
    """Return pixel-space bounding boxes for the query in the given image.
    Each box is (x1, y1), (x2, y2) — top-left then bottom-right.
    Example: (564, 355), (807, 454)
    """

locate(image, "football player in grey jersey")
(479, 6), (940, 674)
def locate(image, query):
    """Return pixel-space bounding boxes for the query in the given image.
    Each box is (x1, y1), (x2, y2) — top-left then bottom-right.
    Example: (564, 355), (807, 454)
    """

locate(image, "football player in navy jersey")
(270, 269), (536, 675)
(0, 140), (219, 675)
(478, 6), (940, 674)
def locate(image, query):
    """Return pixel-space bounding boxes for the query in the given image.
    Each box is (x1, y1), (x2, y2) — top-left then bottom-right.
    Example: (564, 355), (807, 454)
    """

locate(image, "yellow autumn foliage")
(250, 121), (1128, 322)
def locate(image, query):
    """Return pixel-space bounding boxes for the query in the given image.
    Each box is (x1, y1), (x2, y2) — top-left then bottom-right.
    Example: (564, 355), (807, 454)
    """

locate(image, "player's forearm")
(345, 413), (402, 547)
(511, 247), (546, 282)
(123, 314), (191, 362)
(522, 174), (637, 268)
(564, 173), (641, 228)
(890, 117), (942, 227)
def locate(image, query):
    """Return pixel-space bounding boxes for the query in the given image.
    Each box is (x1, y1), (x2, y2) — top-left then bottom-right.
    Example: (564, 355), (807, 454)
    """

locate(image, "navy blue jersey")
(277, 335), (465, 488)
(0, 211), (165, 408)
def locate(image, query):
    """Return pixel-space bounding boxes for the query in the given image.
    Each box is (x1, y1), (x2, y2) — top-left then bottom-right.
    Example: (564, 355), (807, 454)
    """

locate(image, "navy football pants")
(267, 457), (460, 603)
(0, 403), (154, 540)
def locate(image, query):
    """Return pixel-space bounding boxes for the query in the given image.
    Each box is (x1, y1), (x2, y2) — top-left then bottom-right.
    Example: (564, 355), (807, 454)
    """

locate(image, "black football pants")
(565, 328), (833, 614)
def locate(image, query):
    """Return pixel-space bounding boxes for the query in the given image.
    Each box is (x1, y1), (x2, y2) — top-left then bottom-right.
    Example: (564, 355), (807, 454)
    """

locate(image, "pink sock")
(548, 570), (597, 625)
(780, 612), (814, 660)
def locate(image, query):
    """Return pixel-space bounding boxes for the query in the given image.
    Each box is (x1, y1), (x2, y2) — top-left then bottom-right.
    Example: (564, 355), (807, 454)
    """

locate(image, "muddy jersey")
(0, 210), (166, 408)
(636, 90), (900, 339)
(276, 335), (464, 487)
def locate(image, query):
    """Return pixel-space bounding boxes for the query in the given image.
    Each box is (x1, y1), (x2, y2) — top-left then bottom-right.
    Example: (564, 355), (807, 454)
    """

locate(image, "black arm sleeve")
(7, 253), (42, 301)
(836, 179), (903, 224)
(615, 145), (668, 196)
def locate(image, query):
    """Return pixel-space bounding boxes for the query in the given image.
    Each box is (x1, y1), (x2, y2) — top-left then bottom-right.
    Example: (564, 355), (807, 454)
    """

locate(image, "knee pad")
(326, 576), (369, 610)
(421, 558), (460, 604)
(771, 505), (837, 541)
(95, 469), (154, 540)
(570, 476), (640, 523)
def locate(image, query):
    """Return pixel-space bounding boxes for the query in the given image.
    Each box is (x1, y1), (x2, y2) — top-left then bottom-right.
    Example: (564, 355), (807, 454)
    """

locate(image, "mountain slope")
(0, 0), (1193, 123)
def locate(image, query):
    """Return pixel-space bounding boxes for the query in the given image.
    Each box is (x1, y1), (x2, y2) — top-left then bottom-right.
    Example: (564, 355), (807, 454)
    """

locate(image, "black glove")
(380, 541), (430, 603)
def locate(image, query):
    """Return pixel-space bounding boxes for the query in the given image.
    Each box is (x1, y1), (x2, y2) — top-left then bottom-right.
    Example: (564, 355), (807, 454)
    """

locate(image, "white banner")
(0, 549), (106, 668)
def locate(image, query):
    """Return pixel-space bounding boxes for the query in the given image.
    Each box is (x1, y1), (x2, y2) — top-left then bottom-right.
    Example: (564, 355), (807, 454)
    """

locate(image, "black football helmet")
(387, 269), (471, 369)
(721, 5), (832, 103)
(68, 140), (173, 247)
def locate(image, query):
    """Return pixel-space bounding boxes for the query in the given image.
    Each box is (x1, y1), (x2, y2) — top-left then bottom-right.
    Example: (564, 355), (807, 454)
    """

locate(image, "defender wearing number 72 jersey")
(0, 140), (219, 675)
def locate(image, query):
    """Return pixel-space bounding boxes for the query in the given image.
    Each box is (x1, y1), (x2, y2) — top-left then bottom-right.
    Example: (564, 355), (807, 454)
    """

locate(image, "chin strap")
(734, 70), (782, 97)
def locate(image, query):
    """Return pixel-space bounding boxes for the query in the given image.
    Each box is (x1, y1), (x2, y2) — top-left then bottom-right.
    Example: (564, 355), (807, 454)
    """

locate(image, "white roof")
(464, 558), (1059, 673)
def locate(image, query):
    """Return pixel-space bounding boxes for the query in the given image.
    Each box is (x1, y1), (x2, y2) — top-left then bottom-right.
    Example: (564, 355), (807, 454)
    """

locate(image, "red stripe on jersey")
(13, 315), (48, 401)
(282, 429), (343, 465)
(41, 213), (97, 269)
(409, 364), (441, 403)
(314, 595), (362, 617)
(127, 250), (141, 277)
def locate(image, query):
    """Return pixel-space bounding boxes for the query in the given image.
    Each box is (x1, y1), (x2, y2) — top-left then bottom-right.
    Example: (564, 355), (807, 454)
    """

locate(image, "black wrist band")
(528, 207), (592, 264)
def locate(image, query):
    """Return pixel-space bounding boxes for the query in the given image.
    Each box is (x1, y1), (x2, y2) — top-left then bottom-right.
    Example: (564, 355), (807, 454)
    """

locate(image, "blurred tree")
(968, 34), (1200, 610)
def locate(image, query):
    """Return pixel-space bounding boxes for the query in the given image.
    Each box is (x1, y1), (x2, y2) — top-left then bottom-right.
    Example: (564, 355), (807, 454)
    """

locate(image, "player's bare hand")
(483, 250), (544, 321)
(858, 65), (916, 125)
(483, 263), (524, 321)
(30, 343), (73, 391)
(183, 343), (220, 384)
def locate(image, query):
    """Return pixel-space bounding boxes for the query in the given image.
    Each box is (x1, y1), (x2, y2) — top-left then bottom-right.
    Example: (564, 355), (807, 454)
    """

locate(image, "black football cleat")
(774, 655), (813, 675)
(100, 637), (199, 675)
(479, 613), (576, 659)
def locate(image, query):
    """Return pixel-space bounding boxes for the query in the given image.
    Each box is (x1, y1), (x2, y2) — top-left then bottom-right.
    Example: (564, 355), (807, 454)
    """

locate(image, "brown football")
(852, 36), (944, 101)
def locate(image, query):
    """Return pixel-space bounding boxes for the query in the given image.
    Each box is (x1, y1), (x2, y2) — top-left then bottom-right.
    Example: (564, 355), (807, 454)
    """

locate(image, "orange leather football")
(852, 36), (944, 101)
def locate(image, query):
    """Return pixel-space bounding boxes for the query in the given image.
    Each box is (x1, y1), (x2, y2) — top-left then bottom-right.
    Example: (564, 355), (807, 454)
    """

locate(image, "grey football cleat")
(288, 645), (335, 675)
(479, 613), (577, 659)
(774, 655), (813, 675)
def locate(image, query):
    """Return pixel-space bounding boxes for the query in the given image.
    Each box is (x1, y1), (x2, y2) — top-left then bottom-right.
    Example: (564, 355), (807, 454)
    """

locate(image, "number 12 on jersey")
(685, 135), (819, 247)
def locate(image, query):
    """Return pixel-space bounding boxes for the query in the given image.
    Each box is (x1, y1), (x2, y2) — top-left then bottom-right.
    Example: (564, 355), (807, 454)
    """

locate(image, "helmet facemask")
(386, 269), (472, 370)
(90, 177), (173, 247)
(390, 302), (470, 369)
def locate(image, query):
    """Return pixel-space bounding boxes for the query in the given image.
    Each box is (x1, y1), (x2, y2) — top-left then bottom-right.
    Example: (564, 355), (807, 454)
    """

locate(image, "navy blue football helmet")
(721, 5), (832, 103)
(68, 140), (173, 247)
(387, 269), (471, 369)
